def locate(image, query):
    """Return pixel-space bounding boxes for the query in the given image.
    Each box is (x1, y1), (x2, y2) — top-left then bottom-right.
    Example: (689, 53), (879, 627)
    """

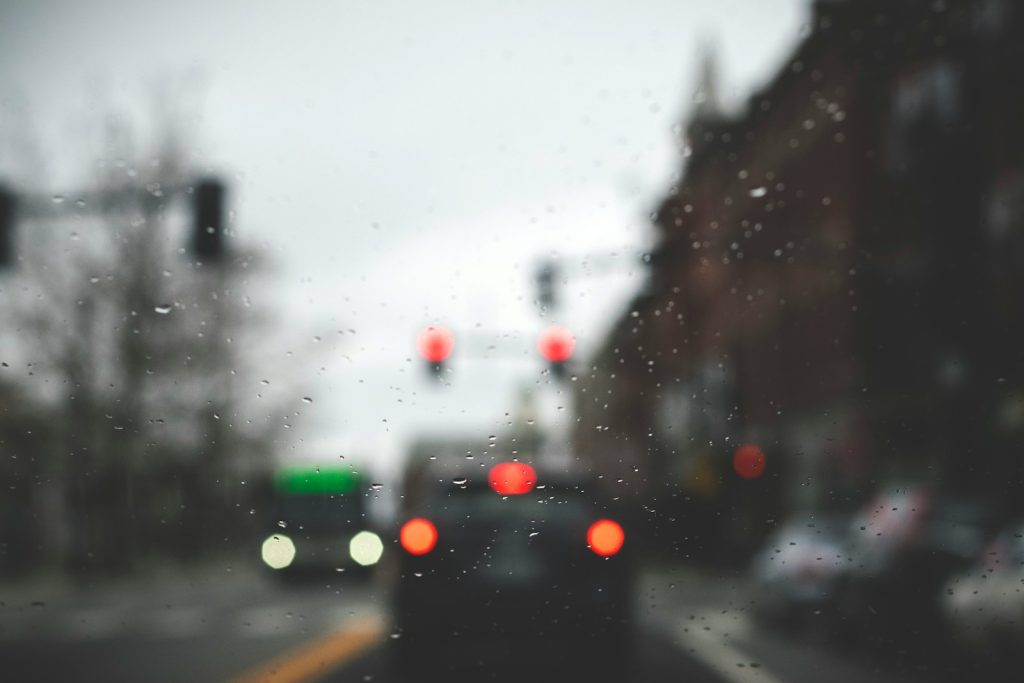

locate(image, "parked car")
(835, 486), (1000, 651)
(751, 511), (851, 632)
(941, 519), (1024, 656)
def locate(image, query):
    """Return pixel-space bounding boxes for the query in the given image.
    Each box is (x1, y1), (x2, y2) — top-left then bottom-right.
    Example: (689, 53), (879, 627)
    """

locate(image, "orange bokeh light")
(400, 518), (438, 555)
(587, 519), (625, 557)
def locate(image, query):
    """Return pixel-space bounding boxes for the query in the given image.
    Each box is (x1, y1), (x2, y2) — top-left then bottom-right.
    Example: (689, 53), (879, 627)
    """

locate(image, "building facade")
(575, 0), (1024, 561)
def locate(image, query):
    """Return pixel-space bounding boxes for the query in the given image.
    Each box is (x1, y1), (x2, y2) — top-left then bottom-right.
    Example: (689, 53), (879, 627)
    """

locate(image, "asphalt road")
(0, 564), (943, 683)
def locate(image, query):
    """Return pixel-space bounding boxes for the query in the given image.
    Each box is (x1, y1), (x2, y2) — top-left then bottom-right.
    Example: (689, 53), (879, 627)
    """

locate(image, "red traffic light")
(537, 325), (575, 363)
(733, 444), (767, 479)
(488, 461), (537, 496)
(417, 325), (454, 363)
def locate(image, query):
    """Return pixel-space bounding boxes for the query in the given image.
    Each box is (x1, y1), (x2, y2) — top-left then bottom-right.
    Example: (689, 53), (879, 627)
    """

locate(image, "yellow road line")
(227, 616), (384, 683)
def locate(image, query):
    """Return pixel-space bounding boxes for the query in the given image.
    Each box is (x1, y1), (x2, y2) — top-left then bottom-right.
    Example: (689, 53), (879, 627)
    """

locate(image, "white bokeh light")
(349, 530), (384, 566)
(261, 534), (296, 570)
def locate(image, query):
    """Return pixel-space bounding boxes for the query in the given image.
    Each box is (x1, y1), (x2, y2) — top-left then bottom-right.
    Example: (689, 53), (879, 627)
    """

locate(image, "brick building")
(574, 0), (1024, 560)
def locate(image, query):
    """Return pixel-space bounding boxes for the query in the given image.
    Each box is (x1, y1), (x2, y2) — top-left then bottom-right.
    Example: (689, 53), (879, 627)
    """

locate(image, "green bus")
(259, 466), (382, 576)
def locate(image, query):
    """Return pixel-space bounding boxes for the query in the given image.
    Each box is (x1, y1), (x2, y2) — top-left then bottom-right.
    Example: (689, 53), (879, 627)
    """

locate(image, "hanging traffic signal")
(538, 324), (575, 379)
(417, 325), (454, 376)
(191, 177), (226, 262)
(535, 261), (559, 311)
(0, 184), (15, 268)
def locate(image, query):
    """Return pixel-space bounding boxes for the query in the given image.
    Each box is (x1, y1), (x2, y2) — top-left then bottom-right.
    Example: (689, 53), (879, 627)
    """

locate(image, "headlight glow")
(261, 534), (296, 570)
(349, 530), (384, 566)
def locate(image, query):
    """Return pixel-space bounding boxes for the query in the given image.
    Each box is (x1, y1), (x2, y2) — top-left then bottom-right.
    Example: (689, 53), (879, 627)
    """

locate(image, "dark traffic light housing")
(535, 260), (558, 311)
(192, 178), (227, 262)
(0, 184), (15, 268)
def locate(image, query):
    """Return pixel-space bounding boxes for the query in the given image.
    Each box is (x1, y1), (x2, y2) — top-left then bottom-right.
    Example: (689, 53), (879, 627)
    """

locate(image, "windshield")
(3, 1), (1024, 682)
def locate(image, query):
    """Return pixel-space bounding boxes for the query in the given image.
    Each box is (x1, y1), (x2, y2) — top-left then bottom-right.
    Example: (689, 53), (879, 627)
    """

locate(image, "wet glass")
(2, 1), (1023, 682)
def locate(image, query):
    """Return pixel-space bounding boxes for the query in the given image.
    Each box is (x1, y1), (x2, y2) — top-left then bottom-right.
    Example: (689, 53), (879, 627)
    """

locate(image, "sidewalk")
(0, 554), (262, 609)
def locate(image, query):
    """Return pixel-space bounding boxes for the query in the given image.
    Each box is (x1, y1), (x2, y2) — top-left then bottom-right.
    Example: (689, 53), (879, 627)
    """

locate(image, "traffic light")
(191, 178), (226, 261)
(0, 184), (15, 268)
(535, 260), (559, 311)
(537, 324), (575, 379)
(417, 325), (454, 377)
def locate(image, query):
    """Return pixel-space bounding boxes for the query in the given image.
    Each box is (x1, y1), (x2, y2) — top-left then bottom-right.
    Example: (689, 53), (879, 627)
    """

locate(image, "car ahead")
(835, 486), (999, 651)
(941, 519), (1024, 657)
(750, 511), (851, 633)
(259, 466), (383, 578)
(391, 460), (634, 681)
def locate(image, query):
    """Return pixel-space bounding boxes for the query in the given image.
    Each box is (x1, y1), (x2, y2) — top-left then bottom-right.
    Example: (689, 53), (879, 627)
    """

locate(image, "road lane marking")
(227, 615), (384, 683)
(674, 610), (786, 683)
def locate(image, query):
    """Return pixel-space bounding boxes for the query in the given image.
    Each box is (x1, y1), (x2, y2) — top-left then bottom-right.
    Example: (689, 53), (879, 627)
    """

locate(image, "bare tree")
(0, 105), (282, 574)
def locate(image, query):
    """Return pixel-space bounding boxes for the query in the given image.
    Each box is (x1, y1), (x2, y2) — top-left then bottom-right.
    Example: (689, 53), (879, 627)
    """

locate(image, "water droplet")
(749, 186), (767, 198)
(452, 477), (467, 486)
(154, 304), (172, 315)
(369, 483), (383, 491)
(51, 195), (65, 204)
(302, 397), (313, 403)
(277, 520), (287, 528)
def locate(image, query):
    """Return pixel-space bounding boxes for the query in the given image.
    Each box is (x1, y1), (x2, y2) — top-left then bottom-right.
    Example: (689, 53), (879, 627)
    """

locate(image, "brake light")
(400, 518), (437, 555)
(587, 519), (625, 557)
(488, 461), (536, 495)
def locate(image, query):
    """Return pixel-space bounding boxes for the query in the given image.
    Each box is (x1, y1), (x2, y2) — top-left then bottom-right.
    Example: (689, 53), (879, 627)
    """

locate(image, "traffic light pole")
(0, 176), (229, 268)
(533, 248), (649, 313)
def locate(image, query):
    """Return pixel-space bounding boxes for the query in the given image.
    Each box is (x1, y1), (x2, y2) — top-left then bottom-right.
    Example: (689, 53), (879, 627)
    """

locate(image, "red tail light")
(400, 518), (437, 555)
(488, 461), (537, 495)
(587, 519), (625, 557)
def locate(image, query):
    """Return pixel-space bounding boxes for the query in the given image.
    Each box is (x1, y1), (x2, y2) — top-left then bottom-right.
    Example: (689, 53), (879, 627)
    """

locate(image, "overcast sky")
(0, 0), (807, 474)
